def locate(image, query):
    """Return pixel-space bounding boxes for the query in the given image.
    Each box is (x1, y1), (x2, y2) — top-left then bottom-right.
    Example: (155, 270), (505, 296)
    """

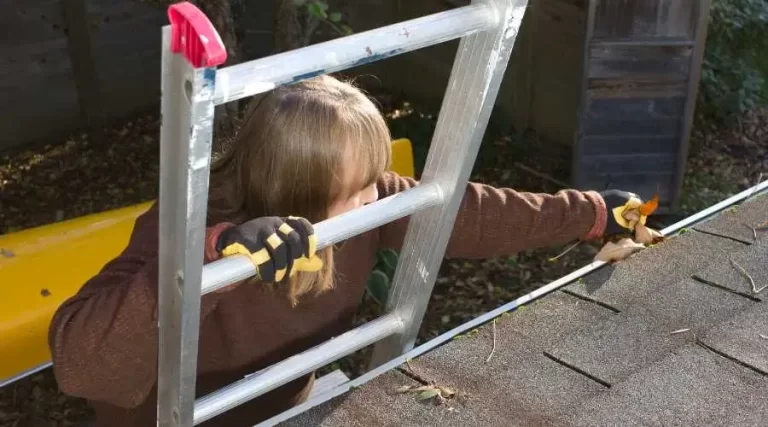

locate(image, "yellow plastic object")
(0, 202), (154, 384)
(0, 138), (414, 385)
(390, 138), (415, 179)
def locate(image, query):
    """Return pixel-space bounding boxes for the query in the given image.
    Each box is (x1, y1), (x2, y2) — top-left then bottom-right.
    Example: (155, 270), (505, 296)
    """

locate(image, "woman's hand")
(599, 189), (646, 236)
(216, 216), (323, 283)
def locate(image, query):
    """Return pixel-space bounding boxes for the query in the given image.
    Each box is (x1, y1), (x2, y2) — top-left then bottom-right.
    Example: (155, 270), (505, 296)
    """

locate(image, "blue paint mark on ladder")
(288, 48), (405, 84)
(203, 68), (217, 87)
(351, 48), (404, 68)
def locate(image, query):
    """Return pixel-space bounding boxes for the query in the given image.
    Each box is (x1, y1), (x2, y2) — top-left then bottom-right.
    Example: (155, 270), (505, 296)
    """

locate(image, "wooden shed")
(572, 0), (710, 213)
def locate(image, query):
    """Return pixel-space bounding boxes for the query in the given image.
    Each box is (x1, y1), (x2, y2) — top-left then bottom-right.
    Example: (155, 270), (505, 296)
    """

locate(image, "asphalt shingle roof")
(280, 191), (768, 426)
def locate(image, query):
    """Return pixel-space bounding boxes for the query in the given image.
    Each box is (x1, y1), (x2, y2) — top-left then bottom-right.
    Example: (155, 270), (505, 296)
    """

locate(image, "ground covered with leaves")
(1, 102), (766, 426)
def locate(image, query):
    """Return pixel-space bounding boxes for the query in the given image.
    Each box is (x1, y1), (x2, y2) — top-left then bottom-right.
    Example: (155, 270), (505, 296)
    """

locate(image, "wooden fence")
(1, 0), (171, 150)
(2, 0), (578, 152)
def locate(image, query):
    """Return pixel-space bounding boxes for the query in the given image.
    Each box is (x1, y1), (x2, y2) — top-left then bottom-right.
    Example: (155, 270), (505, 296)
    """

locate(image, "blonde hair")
(208, 75), (392, 303)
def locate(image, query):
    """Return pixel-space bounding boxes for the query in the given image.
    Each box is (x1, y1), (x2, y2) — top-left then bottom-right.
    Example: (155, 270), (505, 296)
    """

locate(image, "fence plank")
(62, 0), (104, 144)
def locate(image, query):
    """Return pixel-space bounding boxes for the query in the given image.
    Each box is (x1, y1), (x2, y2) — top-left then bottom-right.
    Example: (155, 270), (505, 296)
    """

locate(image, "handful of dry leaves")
(594, 195), (665, 263)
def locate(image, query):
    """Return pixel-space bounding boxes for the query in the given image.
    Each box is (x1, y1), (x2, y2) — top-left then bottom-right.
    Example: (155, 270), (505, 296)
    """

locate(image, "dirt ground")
(1, 100), (766, 426)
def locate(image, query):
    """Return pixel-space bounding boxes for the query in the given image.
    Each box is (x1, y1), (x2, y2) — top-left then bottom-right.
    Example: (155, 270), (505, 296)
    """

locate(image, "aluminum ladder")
(157, 1), (528, 425)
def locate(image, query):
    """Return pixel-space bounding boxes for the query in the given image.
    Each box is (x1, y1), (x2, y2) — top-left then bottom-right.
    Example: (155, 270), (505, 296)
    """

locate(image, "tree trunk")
(274, 0), (302, 52)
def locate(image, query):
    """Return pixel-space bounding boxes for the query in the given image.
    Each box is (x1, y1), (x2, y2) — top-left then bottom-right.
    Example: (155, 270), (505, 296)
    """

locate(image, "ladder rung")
(212, 3), (498, 106)
(193, 313), (404, 425)
(201, 183), (443, 294)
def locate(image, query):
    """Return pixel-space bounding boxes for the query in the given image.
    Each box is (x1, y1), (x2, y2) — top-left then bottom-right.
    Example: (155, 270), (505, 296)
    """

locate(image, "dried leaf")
(438, 386), (456, 398)
(594, 238), (645, 263)
(634, 224), (665, 245)
(396, 385), (413, 393)
(638, 194), (660, 216)
(623, 210), (641, 222)
(622, 209), (641, 230)
(417, 389), (441, 401)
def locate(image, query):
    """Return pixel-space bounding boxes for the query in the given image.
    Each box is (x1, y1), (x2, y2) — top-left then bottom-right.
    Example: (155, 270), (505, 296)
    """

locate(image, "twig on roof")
(759, 334), (768, 340)
(729, 259), (766, 294)
(669, 328), (699, 344)
(485, 319), (497, 363)
(548, 240), (583, 262)
(671, 328), (697, 342)
(743, 223), (758, 241)
(402, 359), (434, 386)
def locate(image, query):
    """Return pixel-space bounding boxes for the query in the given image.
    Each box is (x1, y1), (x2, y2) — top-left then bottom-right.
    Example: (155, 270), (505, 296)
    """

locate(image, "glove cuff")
(582, 191), (607, 241)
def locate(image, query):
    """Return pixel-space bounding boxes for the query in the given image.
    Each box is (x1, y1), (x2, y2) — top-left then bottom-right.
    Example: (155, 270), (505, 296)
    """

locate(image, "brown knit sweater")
(48, 172), (607, 426)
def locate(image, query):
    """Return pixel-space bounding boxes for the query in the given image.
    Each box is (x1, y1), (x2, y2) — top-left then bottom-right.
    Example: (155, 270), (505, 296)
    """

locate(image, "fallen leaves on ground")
(0, 115), (161, 234)
(0, 371), (92, 427)
(680, 108), (768, 215)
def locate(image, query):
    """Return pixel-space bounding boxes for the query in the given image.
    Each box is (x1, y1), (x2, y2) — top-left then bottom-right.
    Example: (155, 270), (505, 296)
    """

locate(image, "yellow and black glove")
(600, 189), (647, 236)
(216, 216), (323, 282)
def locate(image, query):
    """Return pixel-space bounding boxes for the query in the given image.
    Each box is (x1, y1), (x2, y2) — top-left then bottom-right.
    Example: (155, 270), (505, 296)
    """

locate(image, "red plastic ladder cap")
(167, 2), (228, 68)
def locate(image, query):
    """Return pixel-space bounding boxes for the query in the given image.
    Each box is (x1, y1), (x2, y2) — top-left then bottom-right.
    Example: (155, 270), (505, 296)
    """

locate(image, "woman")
(49, 75), (639, 426)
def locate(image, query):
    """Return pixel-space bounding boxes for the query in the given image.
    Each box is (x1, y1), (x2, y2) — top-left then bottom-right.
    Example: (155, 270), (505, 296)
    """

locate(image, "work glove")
(599, 189), (647, 236)
(216, 216), (324, 283)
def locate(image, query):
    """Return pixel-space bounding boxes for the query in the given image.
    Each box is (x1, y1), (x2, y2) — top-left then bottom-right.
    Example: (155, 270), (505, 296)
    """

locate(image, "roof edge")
(260, 179), (768, 427)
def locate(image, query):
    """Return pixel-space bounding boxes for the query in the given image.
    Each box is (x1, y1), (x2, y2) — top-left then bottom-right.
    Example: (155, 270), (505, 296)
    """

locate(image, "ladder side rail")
(155, 0), (525, 425)
(193, 313), (403, 425)
(201, 183), (443, 294)
(212, 3), (498, 105)
(369, 0), (529, 368)
(157, 4), (228, 426)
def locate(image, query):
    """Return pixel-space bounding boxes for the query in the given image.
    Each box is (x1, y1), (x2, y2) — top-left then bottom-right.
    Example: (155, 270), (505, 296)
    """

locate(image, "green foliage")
(698, 0), (768, 123)
(292, 0), (352, 46)
(365, 249), (399, 305)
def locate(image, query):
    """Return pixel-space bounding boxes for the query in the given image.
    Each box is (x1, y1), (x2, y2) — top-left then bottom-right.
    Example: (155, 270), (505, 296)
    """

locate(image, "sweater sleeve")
(48, 203), (232, 408)
(377, 172), (607, 258)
